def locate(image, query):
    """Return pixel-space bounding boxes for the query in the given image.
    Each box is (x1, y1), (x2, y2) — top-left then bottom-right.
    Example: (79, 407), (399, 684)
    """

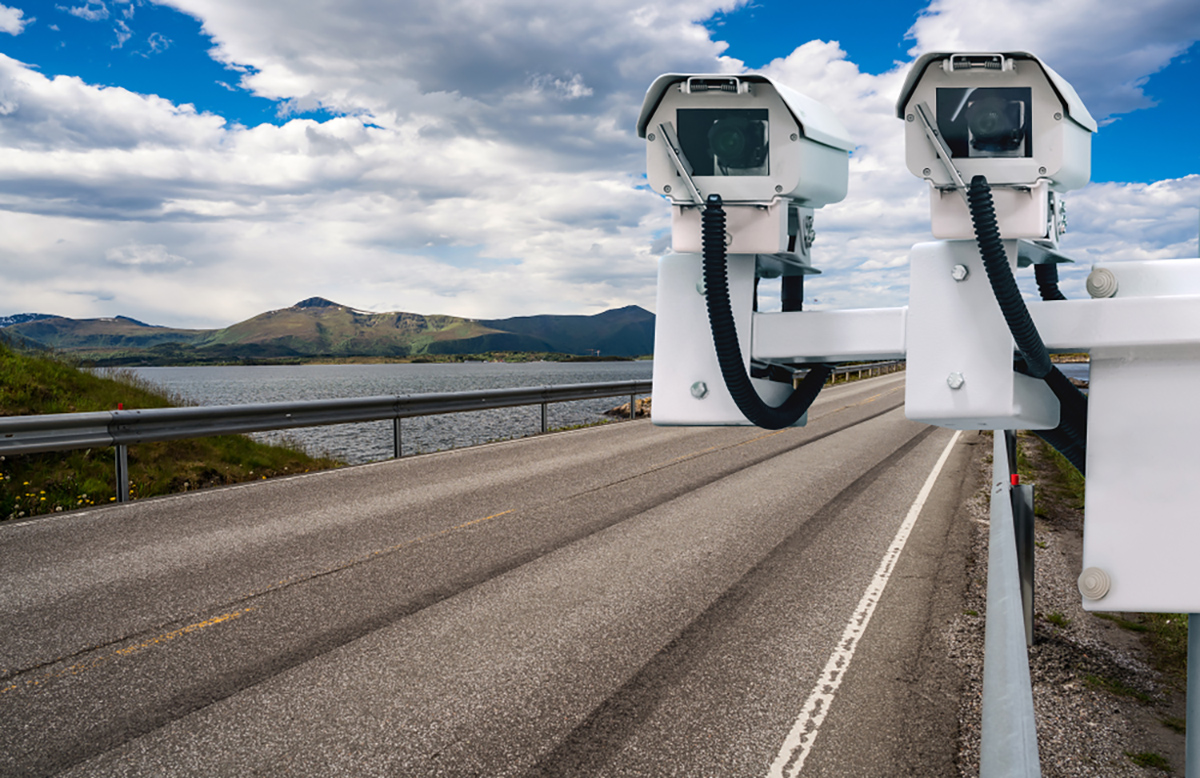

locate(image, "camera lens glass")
(708, 116), (768, 170)
(936, 87), (1032, 158)
(677, 108), (770, 176)
(965, 95), (1023, 153)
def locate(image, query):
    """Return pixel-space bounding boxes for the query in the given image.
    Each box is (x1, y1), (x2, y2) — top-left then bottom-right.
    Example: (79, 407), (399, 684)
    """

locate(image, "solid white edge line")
(766, 429), (963, 778)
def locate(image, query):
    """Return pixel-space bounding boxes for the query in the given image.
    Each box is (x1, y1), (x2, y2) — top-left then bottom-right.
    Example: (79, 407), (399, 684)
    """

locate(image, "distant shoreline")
(81, 353), (650, 368)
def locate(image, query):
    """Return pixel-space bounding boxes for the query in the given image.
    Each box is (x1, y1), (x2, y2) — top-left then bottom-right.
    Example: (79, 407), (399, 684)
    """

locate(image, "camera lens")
(707, 116), (768, 169)
(965, 95), (1023, 153)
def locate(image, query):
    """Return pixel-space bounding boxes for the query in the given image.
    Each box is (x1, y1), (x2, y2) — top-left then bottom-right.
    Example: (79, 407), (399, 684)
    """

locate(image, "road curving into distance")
(0, 371), (981, 777)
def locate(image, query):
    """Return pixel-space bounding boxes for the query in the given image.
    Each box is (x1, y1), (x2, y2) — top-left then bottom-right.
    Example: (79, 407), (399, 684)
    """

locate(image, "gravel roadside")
(946, 432), (1186, 776)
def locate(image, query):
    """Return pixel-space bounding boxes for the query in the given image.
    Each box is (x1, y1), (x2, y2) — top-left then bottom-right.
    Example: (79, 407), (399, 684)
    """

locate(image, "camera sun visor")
(936, 87), (1032, 159)
(677, 109), (770, 176)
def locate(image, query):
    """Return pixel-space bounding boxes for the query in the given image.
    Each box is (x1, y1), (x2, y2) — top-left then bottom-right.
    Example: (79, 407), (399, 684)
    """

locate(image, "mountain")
(0, 299), (654, 364)
(480, 305), (655, 357)
(0, 313), (56, 328)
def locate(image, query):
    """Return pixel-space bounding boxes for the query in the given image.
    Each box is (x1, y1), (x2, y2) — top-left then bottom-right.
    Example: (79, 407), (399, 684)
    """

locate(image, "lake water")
(124, 360), (1087, 465)
(126, 362), (653, 464)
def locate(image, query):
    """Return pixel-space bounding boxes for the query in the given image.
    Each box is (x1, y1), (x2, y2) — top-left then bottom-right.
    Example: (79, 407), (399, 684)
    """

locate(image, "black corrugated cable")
(701, 195), (832, 430)
(1034, 263), (1068, 301)
(967, 176), (1089, 474)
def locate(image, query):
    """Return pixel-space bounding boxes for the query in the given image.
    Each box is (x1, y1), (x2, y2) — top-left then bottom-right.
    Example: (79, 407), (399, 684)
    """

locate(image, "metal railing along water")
(0, 363), (902, 504)
(1, 380), (653, 502)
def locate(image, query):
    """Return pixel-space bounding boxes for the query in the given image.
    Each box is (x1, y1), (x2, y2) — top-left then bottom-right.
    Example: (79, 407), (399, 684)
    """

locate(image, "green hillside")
(0, 298), (655, 365)
(0, 343), (340, 521)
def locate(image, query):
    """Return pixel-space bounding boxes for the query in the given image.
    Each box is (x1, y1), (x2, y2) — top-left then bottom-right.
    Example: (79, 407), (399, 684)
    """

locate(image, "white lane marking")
(767, 429), (963, 778)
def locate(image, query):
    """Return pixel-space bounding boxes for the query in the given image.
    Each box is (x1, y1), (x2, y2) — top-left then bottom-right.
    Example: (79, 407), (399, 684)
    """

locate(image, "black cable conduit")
(701, 194), (832, 430)
(1034, 263), (1068, 301)
(967, 176), (1089, 474)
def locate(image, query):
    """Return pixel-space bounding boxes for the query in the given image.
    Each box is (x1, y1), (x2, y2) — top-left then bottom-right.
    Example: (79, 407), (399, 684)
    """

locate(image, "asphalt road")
(0, 373), (981, 777)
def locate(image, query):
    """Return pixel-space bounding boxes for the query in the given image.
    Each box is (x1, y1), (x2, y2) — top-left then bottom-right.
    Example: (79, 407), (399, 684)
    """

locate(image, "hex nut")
(951, 264), (970, 282)
(690, 381), (709, 399)
(1078, 567), (1111, 600)
(946, 372), (965, 390)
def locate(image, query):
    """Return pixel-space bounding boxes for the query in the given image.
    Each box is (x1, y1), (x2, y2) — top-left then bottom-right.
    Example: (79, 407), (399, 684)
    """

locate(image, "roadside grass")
(1084, 673), (1154, 703)
(1, 343), (341, 521)
(1045, 611), (1070, 628)
(1125, 750), (1173, 772)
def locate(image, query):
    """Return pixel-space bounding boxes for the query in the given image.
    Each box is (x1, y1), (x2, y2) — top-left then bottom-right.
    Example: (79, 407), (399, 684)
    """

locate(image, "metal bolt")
(690, 381), (709, 399)
(695, 278), (706, 296)
(1078, 567), (1111, 600)
(790, 133), (799, 141)
(1053, 112), (1062, 121)
(906, 114), (915, 122)
(647, 132), (656, 141)
(1039, 166), (1047, 175)
(951, 264), (970, 282)
(775, 185), (783, 193)
(1086, 267), (1119, 298)
(946, 372), (965, 390)
(922, 167), (932, 177)
(663, 184), (672, 193)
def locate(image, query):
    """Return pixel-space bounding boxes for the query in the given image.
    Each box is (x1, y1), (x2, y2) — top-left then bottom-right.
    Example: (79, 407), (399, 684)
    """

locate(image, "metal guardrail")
(0, 381), (654, 456)
(1, 380), (653, 502)
(981, 430), (1041, 777)
(1, 362), (903, 504)
(826, 360), (905, 382)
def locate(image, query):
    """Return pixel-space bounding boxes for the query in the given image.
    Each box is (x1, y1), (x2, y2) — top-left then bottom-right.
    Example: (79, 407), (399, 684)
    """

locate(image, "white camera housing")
(896, 52), (1097, 240)
(637, 74), (853, 254)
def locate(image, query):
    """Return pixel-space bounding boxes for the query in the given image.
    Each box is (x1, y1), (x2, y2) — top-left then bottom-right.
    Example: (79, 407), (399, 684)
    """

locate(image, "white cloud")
(105, 242), (190, 267)
(906, 0), (1200, 121)
(112, 18), (130, 48)
(0, 0), (1195, 329)
(147, 31), (170, 54)
(59, 1), (108, 22)
(0, 3), (28, 35)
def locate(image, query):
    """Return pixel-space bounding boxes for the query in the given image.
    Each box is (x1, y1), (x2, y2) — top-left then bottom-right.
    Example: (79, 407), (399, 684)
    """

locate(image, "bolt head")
(906, 114), (915, 122)
(922, 167), (932, 177)
(790, 133), (799, 141)
(951, 264), (970, 282)
(946, 372), (965, 390)
(1086, 267), (1119, 299)
(690, 381), (709, 399)
(663, 184), (672, 193)
(1078, 567), (1111, 600)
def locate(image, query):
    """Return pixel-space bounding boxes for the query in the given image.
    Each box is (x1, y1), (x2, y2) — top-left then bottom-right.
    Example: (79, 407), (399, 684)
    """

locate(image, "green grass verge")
(1, 342), (341, 520)
(1084, 673), (1154, 703)
(1125, 750), (1172, 771)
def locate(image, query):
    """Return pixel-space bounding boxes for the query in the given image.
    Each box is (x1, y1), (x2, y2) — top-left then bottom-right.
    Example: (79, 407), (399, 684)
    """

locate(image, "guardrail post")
(540, 402), (548, 434)
(114, 444), (130, 503)
(393, 417), (402, 458)
(629, 393), (636, 420)
(1006, 431), (1036, 647)
(1013, 483), (1035, 647)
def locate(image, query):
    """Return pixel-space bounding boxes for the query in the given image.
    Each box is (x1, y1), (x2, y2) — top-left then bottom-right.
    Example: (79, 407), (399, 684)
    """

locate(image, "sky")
(0, 0), (1197, 328)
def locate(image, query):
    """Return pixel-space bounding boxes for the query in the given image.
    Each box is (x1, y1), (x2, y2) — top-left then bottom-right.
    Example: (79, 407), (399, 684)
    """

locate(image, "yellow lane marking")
(1, 607), (255, 696)
(3, 508), (518, 696)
